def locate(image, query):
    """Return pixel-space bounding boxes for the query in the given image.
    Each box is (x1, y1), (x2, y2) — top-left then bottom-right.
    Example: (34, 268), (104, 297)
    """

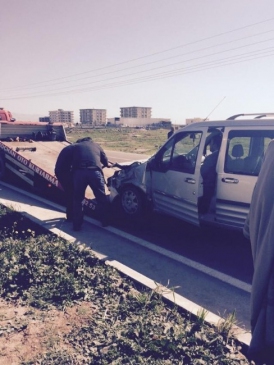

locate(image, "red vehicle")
(0, 108), (15, 122)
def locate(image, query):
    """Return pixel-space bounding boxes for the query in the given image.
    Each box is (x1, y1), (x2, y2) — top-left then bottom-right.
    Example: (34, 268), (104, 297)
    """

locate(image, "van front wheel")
(120, 186), (144, 218)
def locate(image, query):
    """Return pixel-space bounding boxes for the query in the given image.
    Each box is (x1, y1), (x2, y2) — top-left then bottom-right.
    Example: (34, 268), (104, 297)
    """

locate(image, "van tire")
(120, 185), (145, 218)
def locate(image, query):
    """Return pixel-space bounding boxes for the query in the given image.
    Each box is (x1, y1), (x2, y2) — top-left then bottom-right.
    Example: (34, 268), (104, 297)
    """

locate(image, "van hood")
(107, 160), (148, 198)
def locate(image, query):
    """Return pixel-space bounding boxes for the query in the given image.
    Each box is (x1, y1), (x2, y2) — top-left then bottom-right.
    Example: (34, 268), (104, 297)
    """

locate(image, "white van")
(108, 113), (274, 230)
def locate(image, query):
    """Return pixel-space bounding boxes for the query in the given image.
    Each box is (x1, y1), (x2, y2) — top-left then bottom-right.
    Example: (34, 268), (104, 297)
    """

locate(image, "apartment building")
(49, 109), (74, 124)
(80, 109), (107, 125)
(120, 106), (152, 119)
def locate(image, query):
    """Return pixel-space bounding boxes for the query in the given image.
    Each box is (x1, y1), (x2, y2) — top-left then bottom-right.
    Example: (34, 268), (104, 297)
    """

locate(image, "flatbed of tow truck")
(0, 115), (115, 213)
(2, 140), (70, 177)
(0, 139), (114, 203)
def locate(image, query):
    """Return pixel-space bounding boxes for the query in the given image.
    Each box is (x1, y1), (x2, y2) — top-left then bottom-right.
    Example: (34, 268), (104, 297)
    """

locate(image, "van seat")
(229, 144), (244, 173)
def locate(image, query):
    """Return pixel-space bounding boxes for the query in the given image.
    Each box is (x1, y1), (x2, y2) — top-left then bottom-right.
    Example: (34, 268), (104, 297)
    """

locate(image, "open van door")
(147, 129), (207, 226)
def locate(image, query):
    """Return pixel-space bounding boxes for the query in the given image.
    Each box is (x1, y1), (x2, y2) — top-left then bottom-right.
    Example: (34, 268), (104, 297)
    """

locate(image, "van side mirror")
(147, 155), (169, 172)
(148, 155), (162, 170)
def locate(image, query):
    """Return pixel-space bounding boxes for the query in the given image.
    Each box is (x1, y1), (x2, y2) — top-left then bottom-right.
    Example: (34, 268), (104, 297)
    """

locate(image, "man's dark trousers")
(73, 169), (109, 229)
(56, 172), (74, 221)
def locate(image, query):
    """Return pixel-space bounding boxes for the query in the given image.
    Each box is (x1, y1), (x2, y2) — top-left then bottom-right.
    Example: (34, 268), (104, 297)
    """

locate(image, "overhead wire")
(3, 16), (274, 91)
(4, 47), (274, 100)
(3, 36), (274, 98)
(3, 28), (274, 93)
(1, 17), (274, 100)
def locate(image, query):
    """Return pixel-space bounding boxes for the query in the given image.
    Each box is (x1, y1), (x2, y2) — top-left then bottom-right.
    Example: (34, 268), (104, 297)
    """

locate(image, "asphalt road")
(105, 150), (151, 164)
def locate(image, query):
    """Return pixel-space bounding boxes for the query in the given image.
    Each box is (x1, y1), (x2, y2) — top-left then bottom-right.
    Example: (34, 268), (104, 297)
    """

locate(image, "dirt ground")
(0, 298), (92, 365)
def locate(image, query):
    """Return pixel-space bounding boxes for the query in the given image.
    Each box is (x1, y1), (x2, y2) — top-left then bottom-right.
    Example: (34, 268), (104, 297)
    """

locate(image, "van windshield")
(159, 131), (202, 174)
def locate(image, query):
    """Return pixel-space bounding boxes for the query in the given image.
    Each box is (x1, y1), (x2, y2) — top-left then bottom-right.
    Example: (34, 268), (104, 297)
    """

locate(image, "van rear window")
(224, 130), (274, 176)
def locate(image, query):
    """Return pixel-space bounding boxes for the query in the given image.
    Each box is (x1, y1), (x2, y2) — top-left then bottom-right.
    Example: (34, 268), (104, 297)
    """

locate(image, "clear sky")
(1, 0), (274, 123)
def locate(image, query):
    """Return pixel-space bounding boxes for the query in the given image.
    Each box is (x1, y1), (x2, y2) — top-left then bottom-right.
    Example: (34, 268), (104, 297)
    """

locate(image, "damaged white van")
(108, 113), (274, 230)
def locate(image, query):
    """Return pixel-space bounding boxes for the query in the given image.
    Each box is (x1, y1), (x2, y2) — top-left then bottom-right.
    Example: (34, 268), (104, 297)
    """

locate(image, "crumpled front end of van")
(107, 161), (148, 202)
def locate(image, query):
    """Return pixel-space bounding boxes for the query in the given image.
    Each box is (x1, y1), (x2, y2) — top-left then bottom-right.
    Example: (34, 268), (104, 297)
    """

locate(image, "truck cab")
(108, 113), (274, 230)
(0, 108), (15, 122)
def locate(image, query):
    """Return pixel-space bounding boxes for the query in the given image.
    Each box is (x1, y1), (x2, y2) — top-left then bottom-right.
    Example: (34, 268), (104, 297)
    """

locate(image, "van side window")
(160, 132), (202, 174)
(225, 130), (274, 176)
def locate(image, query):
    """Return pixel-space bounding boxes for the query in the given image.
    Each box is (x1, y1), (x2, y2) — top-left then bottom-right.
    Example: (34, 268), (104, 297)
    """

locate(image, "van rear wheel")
(120, 186), (144, 218)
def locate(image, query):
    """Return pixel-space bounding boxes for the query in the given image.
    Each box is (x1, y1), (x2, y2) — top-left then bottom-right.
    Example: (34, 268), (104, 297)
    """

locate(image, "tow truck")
(0, 108), (108, 214)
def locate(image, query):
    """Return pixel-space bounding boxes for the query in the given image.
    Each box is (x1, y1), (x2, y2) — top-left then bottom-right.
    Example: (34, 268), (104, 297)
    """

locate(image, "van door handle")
(222, 178), (239, 184)
(185, 177), (196, 184)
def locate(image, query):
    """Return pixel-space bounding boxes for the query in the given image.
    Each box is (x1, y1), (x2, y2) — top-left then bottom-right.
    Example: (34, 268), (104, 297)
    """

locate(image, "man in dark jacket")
(55, 144), (75, 221)
(72, 137), (112, 231)
(199, 133), (222, 214)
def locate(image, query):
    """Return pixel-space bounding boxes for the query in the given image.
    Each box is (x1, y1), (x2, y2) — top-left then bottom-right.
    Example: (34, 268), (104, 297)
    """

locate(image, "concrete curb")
(0, 181), (251, 350)
(106, 260), (251, 348)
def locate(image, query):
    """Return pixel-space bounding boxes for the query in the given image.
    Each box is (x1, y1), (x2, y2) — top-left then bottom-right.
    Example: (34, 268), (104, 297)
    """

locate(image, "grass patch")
(0, 204), (251, 364)
(66, 127), (168, 155)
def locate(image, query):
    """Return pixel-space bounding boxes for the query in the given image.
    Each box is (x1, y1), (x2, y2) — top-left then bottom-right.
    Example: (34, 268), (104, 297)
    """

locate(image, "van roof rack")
(227, 113), (274, 120)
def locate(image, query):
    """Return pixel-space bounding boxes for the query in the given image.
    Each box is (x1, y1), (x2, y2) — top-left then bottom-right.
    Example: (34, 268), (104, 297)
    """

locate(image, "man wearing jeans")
(72, 137), (112, 231)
